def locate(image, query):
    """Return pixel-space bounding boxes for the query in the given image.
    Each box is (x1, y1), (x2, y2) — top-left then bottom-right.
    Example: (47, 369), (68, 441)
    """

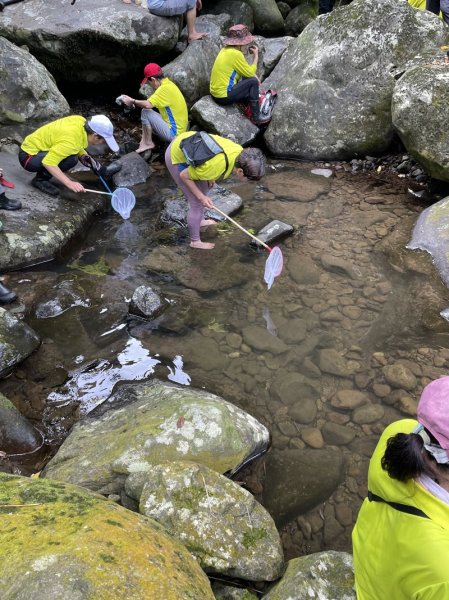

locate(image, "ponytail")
(381, 433), (428, 481)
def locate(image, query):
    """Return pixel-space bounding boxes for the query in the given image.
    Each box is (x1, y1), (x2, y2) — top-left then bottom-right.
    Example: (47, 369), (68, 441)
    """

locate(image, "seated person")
(19, 115), (121, 197)
(147, 0), (207, 43)
(352, 376), (449, 599)
(121, 63), (188, 153)
(166, 131), (265, 250)
(210, 24), (264, 125)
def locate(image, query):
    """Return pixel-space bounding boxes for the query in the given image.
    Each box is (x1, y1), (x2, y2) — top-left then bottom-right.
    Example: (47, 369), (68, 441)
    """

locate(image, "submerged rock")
(0, 473), (214, 600)
(251, 219), (294, 248)
(0, 393), (42, 454)
(137, 461), (284, 581)
(262, 551), (355, 600)
(0, 36), (69, 126)
(263, 0), (449, 159)
(42, 380), (270, 494)
(0, 308), (40, 378)
(261, 448), (345, 527)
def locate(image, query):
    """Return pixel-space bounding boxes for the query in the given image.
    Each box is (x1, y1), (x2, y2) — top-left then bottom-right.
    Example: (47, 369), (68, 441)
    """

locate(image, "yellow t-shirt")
(21, 115), (88, 167)
(210, 47), (257, 99)
(170, 131), (242, 181)
(149, 78), (188, 136)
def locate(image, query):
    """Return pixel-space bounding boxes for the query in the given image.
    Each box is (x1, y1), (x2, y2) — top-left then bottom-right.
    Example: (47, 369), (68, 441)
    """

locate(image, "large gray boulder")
(42, 380), (270, 495)
(244, 0), (285, 34)
(0, 36), (69, 125)
(204, 1), (255, 30)
(392, 58), (449, 181)
(135, 461), (284, 581)
(0, 473), (214, 600)
(263, 0), (449, 159)
(0, 0), (179, 83)
(0, 308), (40, 378)
(190, 96), (259, 145)
(0, 152), (104, 271)
(262, 551), (355, 600)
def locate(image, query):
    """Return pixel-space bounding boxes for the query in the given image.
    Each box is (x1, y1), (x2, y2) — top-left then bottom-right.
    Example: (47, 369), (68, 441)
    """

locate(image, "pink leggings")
(165, 144), (209, 242)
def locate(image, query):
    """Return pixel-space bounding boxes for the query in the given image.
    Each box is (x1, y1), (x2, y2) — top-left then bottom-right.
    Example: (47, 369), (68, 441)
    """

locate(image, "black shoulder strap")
(368, 491), (430, 519)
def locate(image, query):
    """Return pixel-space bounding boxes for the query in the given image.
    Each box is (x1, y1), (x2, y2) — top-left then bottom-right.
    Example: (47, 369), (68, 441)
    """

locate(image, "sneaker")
(0, 282), (18, 304)
(0, 192), (22, 210)
(98, 162), (122, 180)
(31, 176), (59, 197)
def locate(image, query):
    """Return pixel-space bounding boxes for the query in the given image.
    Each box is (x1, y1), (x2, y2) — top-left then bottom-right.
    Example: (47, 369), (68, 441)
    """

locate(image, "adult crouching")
(19, 115), (121, 197)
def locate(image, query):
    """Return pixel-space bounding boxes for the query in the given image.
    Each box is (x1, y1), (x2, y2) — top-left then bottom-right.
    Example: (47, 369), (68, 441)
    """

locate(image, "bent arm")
(44, 165), (85, 193)
(121, 94), (153, 110)
(179, 168), (213, 208)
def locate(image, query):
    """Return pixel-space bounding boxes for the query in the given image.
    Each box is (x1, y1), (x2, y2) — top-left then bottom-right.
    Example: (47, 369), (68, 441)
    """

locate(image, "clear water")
(7, 161), (449, 555)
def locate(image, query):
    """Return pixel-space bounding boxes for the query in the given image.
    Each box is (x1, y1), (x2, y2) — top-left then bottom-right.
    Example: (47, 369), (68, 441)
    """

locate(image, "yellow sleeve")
(415, 584), (449, 599)
(148, 86), (167, 109)
(233, 52), (257, 79)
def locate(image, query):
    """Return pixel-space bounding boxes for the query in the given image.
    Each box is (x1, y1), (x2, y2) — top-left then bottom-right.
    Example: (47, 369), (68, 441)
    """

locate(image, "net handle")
(85, 188), (112, 196)
(211, 205), (271, 251)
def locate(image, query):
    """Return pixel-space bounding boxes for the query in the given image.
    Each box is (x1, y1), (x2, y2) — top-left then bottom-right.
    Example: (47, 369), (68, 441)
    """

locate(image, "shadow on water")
(4, 161), (449, 555)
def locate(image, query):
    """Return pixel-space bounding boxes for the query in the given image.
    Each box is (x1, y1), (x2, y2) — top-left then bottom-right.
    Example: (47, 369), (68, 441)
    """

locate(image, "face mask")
(415, 424), (449, 465)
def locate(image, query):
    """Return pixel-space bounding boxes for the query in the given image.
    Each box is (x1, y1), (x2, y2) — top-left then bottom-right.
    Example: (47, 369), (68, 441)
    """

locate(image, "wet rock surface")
(0, 307), (40, 378)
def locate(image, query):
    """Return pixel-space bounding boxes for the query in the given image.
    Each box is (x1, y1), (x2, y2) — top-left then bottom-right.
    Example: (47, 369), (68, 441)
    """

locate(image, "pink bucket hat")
(223, 24), (255, 46)
(418, 376), (449, 454)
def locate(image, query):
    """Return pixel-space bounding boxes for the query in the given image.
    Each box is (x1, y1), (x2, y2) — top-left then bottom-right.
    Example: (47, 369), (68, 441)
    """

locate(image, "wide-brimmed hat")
(223, 24), (255, 46)
(418, 376), (449, 459)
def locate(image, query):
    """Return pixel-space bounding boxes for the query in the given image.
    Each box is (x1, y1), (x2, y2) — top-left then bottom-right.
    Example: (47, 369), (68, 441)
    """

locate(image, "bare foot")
(122, 0), (132, 3)
(200, 219), (217, 227)
(188, 31), (208, 42)
(190, 240), (215, 250)
(136, 143), (155, 153)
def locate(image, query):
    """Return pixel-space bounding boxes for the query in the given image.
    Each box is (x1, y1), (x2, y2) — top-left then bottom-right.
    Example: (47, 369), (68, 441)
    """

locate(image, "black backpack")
(180, 132), (229, 175)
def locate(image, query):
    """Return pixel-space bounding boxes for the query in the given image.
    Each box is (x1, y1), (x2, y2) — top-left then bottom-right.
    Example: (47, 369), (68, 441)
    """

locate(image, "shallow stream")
(3, 160), (449, 558)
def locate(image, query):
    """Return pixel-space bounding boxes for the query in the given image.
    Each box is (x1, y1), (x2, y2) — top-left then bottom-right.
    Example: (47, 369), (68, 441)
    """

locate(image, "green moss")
(69, 256), (110, 276)
(172, 485), (206, 510)
(99, 553), (116, 563)
(104, 519), (124, 528)
(242, 527), (268, 550)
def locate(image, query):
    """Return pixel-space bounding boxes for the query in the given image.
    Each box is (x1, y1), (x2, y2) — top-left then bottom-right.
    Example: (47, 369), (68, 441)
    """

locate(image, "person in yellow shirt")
(210, 24), (263, 125)
(166, 130), (265, 249)
(121, 63), (188, 153)
(19, 115), (120, 197)
(352, 376), (449, 600)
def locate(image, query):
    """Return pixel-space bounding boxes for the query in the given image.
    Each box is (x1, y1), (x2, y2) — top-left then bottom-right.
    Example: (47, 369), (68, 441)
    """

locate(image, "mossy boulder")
(0, 36), (69, 126)
(134, 461), (284, 581)
(42, 381), (269, 495)
(0, 473), (214, 600)
(0, 308), (40, 378)
(262, 551), (355, 600)
(392, 59), (449, 181)
(263, 0), (449, 159)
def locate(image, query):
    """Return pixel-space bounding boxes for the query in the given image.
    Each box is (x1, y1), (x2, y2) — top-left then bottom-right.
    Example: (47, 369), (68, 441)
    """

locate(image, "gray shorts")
(141, 108), (175, 142)
(148, 0), (195, 17)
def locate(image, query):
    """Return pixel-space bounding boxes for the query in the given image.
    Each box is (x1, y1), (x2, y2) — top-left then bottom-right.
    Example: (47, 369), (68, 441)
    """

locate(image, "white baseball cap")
(88, 115), (119, 152)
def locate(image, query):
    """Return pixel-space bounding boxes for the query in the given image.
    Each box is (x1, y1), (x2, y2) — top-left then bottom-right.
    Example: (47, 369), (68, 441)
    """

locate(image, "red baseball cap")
(141, 63), (163, 86)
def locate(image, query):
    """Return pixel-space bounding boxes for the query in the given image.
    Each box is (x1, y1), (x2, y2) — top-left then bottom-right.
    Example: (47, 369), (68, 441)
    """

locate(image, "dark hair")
(150, 74), (164, 81)
(381, 433), (428, 481)
(235, 148), (266, 181)
(84, 122), (104, 140)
